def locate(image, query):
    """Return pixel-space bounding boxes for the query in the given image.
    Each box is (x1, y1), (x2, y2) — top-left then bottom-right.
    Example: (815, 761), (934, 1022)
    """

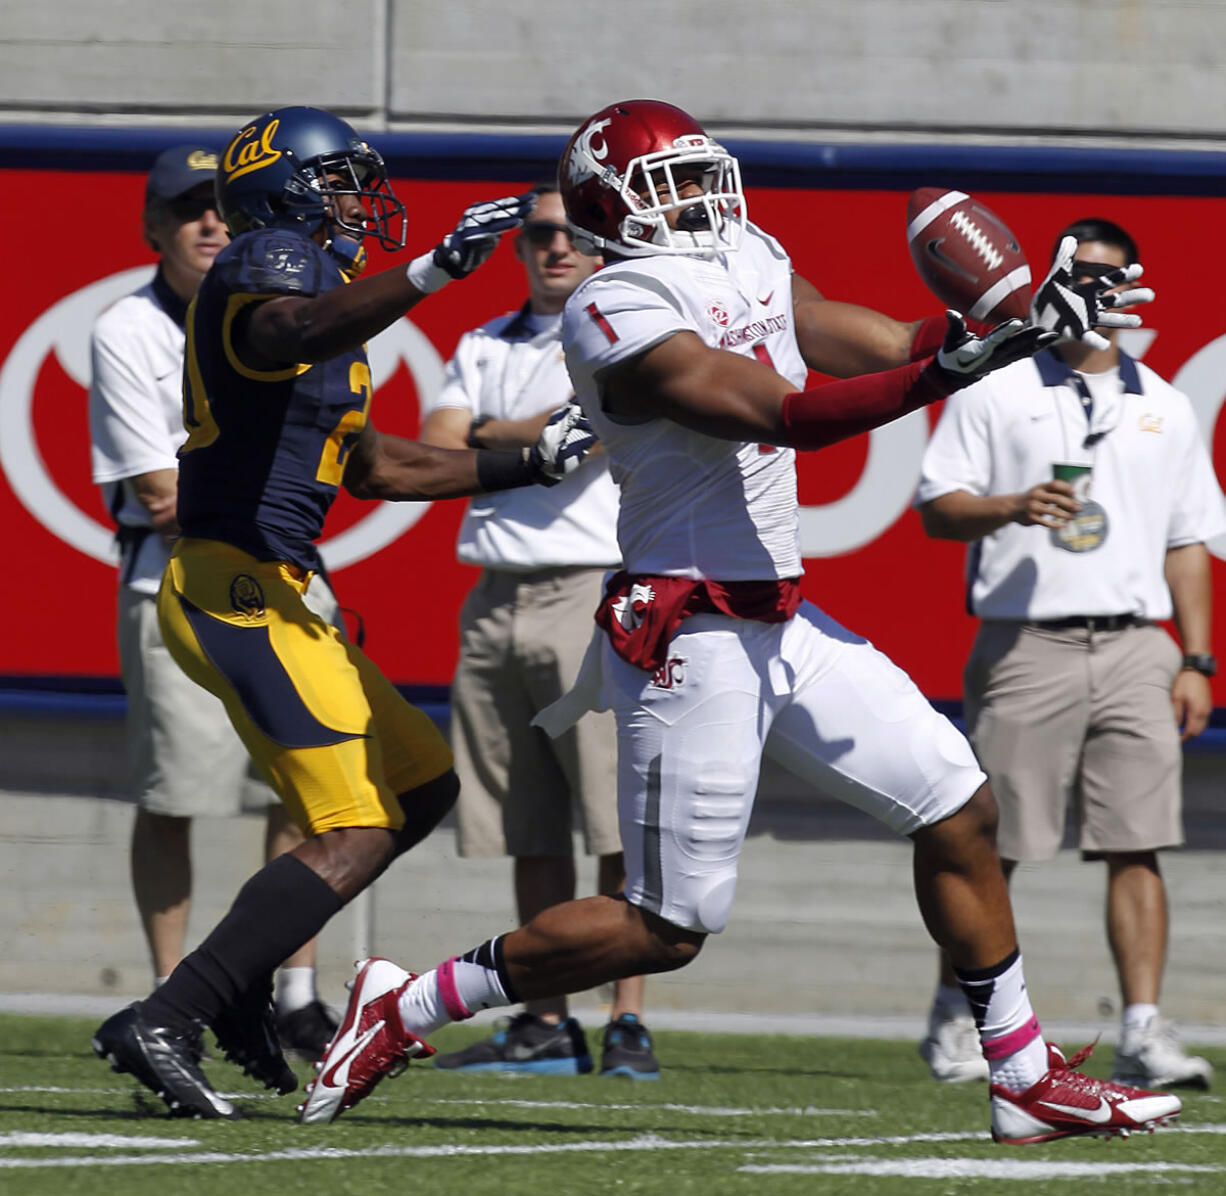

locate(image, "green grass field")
(2, 1013), (1224, 1194)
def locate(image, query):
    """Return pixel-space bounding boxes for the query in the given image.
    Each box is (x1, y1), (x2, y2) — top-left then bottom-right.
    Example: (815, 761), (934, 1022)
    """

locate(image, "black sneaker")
(92, 1003), (239, 1119)
(211, 978), (298, 1095)
(433, 1012), (593, 1074)
(599, 1013), (660, 1080)
(277, 999), (340, 1062)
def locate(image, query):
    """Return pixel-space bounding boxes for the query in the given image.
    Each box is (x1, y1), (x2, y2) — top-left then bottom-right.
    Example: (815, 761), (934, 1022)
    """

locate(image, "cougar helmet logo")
(567, 116), (613, 186)
(222, 118), (283, 184)
(559, 99), (746, 261)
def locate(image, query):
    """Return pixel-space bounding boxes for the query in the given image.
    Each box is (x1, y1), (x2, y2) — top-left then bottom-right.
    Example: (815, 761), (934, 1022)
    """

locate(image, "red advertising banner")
(2, 170), (1224, 698)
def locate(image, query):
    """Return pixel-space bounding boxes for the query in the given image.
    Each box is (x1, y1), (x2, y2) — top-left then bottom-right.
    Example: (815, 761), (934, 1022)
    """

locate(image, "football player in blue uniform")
(92, 106), (594, 1119)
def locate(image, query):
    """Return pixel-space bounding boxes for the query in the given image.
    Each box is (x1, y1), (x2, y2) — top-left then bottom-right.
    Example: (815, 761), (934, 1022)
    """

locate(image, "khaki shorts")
(118, 558), (341, 819)
(965, 621), (1184, 861)
(450, 566), (621, 859)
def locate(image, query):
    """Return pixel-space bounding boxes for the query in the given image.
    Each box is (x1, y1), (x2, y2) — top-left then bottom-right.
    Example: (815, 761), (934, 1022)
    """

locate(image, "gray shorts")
(117, 572), (340, 818)
(965, 620), (1184, 861)
(450, 566), (621, 859)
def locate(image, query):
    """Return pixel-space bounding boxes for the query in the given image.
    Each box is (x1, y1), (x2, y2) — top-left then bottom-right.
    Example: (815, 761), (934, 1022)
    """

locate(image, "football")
(905, 188), (1032, 324)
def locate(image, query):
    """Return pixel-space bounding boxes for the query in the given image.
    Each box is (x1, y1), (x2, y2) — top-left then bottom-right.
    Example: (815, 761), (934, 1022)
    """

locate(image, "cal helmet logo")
(223, 117), (282, 184)
(229, 574), (266, 617)
(186, 149), (219, 173)
(566, 116), (613, 187)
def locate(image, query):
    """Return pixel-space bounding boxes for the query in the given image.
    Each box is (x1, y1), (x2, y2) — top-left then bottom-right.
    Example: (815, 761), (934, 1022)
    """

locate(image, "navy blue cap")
(145, 144), (220, 203)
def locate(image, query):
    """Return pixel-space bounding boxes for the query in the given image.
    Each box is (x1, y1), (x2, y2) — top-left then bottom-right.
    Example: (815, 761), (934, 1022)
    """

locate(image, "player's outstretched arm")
(243, 193), (534, 365)
(791, 275), (918, 377)
(343, 406), (595, 501)
(608, 315), (1050, 451)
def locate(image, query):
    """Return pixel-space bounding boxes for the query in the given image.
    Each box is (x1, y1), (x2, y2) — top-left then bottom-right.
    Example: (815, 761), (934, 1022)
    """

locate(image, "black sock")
(142, 854), (343, 1031)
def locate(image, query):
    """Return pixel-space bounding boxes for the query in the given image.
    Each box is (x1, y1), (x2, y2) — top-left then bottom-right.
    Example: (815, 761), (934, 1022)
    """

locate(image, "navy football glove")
(528, 401), (597, 486)
(433, 192), (536, 280)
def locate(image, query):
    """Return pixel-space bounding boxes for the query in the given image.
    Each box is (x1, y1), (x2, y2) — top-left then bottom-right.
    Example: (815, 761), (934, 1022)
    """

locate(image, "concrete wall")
(2, 1), (1225, 142)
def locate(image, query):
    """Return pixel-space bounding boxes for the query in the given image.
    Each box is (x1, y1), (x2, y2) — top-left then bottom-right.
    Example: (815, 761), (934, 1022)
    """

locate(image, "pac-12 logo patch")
(229, 574), (266, 617)
(707, 301), (730, 327)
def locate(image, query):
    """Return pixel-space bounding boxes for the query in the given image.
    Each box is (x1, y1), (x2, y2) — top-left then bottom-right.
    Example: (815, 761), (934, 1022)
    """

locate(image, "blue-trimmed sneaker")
(433, 1012), (593, 1075)
(600, 1013), (660, 1080)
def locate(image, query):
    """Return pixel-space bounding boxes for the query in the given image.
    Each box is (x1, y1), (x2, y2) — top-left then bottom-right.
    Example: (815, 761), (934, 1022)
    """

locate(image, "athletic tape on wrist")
(406, 252), (451, 295)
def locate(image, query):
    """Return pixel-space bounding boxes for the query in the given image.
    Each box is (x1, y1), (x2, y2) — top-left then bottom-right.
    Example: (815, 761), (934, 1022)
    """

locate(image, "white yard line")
(742, 1159), (1225, 1180)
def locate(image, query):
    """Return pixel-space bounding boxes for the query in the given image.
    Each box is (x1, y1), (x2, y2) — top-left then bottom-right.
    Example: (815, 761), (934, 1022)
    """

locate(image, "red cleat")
(991, 1042), (1182, 1144)
(296, 958), (434, 1125)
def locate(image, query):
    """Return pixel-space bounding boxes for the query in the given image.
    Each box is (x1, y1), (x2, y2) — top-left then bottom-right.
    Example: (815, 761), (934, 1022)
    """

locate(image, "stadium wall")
(3, 0), (1226, 144)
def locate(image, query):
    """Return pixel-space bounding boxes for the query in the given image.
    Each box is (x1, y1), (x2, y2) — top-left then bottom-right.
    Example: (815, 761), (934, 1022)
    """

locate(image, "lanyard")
(1068, 373), (1107, 448)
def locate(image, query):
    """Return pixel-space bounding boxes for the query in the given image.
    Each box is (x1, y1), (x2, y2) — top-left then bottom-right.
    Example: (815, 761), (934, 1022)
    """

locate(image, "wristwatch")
(1181, 653), (1217, 677)
(466, 415), (493, 448)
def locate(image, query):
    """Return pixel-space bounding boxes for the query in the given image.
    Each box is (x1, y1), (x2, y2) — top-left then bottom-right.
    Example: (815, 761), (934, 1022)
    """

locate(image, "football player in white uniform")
(303, 100), (1180, 1145)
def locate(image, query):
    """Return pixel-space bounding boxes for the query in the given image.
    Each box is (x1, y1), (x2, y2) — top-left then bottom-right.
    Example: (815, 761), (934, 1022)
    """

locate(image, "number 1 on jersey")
(585, 302), (620, 345)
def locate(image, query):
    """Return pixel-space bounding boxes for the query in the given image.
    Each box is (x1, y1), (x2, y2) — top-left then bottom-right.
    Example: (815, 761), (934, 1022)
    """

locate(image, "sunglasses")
(165, 194), (219, 223)
(522, 220), (574, 246)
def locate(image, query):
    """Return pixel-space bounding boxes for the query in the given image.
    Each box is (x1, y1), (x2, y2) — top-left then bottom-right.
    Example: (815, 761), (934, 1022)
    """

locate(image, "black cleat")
(212, 978), (298, 1095)
(277, 999), (340, 1062)
(92, 1003), (239, 1120)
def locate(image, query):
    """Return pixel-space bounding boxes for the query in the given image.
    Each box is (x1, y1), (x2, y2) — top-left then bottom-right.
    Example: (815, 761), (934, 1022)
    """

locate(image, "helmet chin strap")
(325, 232), (368, 279)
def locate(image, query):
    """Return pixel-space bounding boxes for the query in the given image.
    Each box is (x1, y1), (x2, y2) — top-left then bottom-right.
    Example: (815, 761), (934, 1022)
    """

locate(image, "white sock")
(275, 966), (316, 1014)
(398, 956), (513, 1039)
(1122, 1003), (1159, 1034)
(956, 950), (1048, 1093)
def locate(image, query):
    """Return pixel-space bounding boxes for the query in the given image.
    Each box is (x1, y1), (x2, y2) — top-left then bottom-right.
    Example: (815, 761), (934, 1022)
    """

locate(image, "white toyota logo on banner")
(2, 276), (1225, 565)
(0, 268), (445, 572)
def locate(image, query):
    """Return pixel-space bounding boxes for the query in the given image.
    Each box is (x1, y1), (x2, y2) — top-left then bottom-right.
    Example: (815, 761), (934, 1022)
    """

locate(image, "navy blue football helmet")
(216, 106), (406, 252)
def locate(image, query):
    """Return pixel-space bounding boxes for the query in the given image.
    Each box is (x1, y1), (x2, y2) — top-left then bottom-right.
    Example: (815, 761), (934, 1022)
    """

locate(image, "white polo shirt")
(88, 269), (186, 596)
(916, 349), (1226, 621)
(427, 305), (621, 571)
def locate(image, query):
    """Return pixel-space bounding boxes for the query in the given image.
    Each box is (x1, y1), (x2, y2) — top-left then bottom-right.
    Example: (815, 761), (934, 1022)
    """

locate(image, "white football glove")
(1029, 235), (1155, 351)
(527, 401), (597, 486)
(935, 311), (1057, 381)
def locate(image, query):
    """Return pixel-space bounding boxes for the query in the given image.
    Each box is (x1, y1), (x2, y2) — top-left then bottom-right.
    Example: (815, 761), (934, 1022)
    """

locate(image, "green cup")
(1052, 462), (1092, 505)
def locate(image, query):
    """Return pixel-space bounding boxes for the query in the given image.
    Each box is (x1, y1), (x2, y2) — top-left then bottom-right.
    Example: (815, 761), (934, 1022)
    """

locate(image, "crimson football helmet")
(559, 100), (745, 259)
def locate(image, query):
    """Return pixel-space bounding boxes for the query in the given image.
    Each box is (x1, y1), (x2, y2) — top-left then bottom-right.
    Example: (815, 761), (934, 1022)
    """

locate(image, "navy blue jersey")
(177, 228), (371, 571)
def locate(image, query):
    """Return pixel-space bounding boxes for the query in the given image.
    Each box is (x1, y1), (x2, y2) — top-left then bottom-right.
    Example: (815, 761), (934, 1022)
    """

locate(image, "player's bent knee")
(637, 906), (706, 972)
(392, 769), (460, 857)
(915, 781), (1000, 861)
(298, 825), (398, 902)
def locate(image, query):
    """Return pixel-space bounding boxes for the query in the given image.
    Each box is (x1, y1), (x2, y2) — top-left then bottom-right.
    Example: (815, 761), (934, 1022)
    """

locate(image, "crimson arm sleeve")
(909, 313), (992, 361)
(779, 359), (953, 451)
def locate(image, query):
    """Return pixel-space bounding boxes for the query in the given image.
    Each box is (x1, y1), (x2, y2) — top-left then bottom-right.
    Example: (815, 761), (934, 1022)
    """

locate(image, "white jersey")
(562, 222), (807, 581)
(425, 306), (620, 571)
(88, 273), (185, 594)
